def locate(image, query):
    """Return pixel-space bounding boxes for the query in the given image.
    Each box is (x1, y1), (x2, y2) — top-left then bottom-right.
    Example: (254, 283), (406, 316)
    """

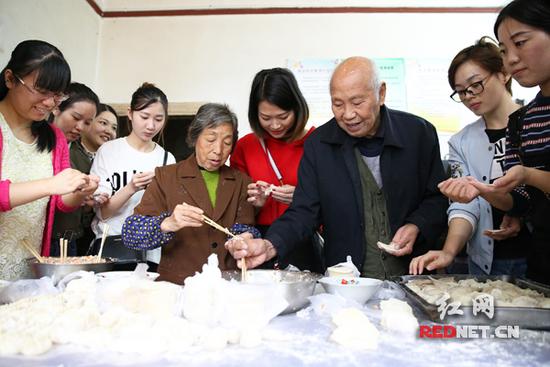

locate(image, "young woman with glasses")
(430, 0), (550, 285)
(0, 40), (99, 280)
(410, 37), (531, 277)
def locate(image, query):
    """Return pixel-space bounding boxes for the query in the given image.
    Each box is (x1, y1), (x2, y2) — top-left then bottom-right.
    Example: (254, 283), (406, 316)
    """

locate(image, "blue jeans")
(468, 257), (527, 278)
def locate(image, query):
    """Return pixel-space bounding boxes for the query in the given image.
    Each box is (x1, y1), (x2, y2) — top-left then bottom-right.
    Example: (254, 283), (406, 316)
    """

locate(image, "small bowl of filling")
(318, 276), (382, 304)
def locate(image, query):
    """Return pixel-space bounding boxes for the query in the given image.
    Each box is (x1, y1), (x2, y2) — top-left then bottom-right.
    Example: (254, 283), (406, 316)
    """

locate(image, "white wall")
(3, 1), (536, 145)
(97, 11), (505, 136)
(0, 0), (100, 88)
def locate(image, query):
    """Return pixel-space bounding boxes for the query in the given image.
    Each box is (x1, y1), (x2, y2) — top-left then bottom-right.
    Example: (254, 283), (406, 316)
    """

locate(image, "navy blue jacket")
(266, 106), (448, 270)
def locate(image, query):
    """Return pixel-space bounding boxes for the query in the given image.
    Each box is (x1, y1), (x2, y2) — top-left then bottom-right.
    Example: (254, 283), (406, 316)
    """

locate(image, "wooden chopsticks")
(58, 238), (69, 263)
(200, 214), (247, 282)
(201, 214), (237, 238)
(20, 239), (44, 263)
(96, 223), (109, 263)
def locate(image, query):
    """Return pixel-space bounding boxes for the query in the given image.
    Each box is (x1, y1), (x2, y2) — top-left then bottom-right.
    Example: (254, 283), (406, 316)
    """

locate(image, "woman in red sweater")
(230, 68), (322, 272)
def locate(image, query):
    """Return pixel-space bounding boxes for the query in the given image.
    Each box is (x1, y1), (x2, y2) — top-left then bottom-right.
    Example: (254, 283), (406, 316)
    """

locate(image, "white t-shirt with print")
(90, 137), (175, 263)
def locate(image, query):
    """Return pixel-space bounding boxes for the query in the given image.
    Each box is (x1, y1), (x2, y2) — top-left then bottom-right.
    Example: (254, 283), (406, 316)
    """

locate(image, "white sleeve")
(167, 151), (176, 165)
(90, 144), (112, 196)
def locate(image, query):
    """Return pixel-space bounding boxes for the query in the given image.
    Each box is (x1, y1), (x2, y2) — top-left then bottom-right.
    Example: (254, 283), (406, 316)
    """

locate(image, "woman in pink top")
(0, 40), (98, 280)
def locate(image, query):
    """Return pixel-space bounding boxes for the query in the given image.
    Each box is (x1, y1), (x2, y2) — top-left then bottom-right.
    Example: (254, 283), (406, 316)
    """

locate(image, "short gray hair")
(186, 103), (239, 149)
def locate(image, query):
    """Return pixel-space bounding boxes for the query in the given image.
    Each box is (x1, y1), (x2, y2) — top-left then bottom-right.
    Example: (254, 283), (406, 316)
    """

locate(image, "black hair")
(248, 68), (309, 142)
(0, 40), (71, 152)
(97, 103), (118, 120)
(128, 82), (168, 144)
(97, 103), (119, 136)
(56, 82), (100, 114)
(494, 0), (550, 39)
(130, 82), (168, 116)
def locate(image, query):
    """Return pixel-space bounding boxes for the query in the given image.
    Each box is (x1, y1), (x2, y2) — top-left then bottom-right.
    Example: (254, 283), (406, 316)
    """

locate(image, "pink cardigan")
(0, 123), (76, 256)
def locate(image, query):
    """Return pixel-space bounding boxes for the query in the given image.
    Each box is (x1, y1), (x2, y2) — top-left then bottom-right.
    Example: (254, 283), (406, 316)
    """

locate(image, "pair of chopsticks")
(201, 214), (247, 282)
(95, 223), (109, 263)
(201, 214), (236, 238)
(59, 238), (69, 263)
(20, 239), (44, 263)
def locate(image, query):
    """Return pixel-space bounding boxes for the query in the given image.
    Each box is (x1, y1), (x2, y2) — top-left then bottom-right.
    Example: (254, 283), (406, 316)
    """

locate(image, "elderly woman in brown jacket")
(122, 103), (257, 284)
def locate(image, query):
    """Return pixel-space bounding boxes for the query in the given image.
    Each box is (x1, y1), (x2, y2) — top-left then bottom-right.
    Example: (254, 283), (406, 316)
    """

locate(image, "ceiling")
(87, 0), (506, 17)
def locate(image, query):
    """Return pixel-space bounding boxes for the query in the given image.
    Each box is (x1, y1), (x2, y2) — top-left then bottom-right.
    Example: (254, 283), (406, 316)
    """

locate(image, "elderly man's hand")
(271, 184), (295, 205)
(438, 177), (481, 203)
(225, 237), (278, 269)
(390, 223), (419, 256)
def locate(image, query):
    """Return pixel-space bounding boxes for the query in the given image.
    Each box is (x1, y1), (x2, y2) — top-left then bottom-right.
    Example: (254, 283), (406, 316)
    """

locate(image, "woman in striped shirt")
(439, 0), (550, 284)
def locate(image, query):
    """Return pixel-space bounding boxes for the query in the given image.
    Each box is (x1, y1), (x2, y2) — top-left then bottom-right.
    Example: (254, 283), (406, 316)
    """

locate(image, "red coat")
(230, 127), (314, 226)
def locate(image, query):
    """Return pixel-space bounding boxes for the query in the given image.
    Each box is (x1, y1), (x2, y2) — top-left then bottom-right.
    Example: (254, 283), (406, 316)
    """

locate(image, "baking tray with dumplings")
(393, 275), (550, 330)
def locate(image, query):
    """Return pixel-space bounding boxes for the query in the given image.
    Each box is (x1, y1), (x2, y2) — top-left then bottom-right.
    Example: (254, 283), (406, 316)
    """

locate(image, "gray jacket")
(448, 117), (499, 273)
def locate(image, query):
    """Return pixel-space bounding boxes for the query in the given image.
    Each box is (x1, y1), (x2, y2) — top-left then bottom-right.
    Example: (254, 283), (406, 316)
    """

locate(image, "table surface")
(2, 298), (549, 367)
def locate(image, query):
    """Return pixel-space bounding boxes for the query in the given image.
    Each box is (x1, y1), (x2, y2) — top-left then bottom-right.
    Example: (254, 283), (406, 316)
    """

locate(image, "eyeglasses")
(14, 74), (69, 104)
(450, 75), (492, 103)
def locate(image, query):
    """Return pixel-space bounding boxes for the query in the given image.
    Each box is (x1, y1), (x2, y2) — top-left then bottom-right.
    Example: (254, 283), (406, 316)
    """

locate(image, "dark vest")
(355, 149), (407, 279)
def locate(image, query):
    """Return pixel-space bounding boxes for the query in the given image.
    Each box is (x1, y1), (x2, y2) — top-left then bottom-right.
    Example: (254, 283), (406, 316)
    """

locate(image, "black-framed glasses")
(14, 74), (69, 104)
(450, 74), (492, 103)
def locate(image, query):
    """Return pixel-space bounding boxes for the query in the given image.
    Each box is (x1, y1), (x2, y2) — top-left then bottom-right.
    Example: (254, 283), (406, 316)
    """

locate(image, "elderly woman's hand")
(160, 202), (204, 233)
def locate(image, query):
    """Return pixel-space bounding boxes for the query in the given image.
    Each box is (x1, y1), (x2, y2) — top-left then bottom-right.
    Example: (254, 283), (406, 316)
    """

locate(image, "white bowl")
(318, 276), (382, 304)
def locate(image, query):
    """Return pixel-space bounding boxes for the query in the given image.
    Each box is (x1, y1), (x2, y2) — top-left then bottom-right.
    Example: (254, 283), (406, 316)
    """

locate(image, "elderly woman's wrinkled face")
(195, 122), (234, 171)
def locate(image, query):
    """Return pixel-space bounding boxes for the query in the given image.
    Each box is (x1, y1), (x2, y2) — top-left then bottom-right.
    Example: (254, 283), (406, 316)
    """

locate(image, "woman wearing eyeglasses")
(438, 0), (550, 285)
(0, 40), (99, 280)
(409, 37), (531, 277)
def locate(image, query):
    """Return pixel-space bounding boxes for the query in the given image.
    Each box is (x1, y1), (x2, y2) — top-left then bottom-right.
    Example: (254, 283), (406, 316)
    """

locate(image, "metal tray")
(393, 274), (550, 330)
